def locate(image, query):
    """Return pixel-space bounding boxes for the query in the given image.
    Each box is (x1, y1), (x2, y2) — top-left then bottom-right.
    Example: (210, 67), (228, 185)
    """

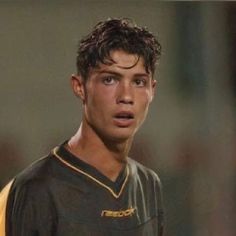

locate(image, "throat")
(67, 123), (132, 181)
(66, 141), (127, 182)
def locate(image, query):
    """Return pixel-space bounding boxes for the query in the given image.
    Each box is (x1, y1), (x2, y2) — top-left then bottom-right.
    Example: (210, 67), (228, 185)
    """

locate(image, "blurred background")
(0, 1), (236, 235)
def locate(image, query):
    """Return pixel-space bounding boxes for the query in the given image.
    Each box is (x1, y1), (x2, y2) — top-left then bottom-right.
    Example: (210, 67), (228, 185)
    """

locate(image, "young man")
(0, 18), (164, 235)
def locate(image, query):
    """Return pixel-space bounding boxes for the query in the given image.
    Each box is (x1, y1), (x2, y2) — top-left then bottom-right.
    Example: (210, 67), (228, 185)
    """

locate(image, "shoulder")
(128, 158), (162, 189)
(127, 158), (164, 215)
(9, 153), (55, 198)
(3, 153), (59, 220)
(2, 154), (59, 234)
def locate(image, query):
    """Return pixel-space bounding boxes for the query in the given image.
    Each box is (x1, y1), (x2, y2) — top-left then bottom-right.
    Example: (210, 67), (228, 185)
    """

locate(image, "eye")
(103, 76), (117, 85)
(133, 78), (147, 87)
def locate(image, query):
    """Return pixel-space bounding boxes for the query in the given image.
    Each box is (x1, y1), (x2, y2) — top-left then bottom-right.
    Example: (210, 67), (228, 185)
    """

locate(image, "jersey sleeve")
(3, 179), (57, 236)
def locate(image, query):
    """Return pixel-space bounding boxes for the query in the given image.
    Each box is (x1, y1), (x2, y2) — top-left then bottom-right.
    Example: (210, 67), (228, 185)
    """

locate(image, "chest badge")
(101, 207), (136, 218)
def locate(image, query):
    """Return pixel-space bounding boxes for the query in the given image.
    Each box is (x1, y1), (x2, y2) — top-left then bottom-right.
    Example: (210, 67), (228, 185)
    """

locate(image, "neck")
(67, 121), (133, 181)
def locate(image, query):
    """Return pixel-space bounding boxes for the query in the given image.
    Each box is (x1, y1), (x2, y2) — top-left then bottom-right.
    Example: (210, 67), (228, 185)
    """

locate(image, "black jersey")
(0, 142), (164, 236)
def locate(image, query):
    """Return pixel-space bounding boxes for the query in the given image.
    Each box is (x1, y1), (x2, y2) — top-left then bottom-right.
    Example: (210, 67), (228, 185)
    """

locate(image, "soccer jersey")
(0, 142), (164, 236)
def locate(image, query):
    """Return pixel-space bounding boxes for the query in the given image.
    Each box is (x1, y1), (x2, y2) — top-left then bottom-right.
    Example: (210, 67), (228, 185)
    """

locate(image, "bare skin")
(67, 50), (156, 181)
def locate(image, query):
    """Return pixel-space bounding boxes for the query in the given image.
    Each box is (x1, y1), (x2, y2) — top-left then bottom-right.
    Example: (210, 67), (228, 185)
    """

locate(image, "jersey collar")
(52, 142), (129, 199)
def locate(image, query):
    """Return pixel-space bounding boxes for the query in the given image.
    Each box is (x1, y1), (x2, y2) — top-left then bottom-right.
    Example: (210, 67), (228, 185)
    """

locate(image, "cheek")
(91, 91), (117, 115)
(89, 94), (111, 109)
(85, 89), (114, 117)
(137, 90), (153, 107)
(135, 90), (152, 121)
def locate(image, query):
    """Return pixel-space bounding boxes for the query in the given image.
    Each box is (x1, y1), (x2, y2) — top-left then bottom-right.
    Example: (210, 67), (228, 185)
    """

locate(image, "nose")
(116, 81), (134, 105)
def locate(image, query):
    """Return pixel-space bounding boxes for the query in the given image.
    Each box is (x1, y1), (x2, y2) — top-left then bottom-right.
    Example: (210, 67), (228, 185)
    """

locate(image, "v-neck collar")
(52, 142), (129, 199)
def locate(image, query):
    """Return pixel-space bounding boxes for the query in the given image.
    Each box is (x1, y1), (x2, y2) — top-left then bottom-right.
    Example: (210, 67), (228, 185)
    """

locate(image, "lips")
(114, 111), (134, 119)
(113, 111), (134, 127)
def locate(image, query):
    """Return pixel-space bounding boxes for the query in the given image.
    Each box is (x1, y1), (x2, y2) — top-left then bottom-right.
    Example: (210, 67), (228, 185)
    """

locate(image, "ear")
(150, 79), (157, 102)
(71, 74), (86, 101)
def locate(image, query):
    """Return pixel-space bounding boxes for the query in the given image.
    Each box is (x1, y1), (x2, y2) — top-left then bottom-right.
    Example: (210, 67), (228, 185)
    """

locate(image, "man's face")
(73, 50), (156, 142)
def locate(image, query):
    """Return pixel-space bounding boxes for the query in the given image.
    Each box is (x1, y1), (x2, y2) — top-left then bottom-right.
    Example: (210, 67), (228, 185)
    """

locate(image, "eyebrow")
(95, 69), (150, 77)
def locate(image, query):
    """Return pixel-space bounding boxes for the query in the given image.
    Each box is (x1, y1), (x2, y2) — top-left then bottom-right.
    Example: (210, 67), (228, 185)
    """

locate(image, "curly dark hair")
(76, 18), (161, 80)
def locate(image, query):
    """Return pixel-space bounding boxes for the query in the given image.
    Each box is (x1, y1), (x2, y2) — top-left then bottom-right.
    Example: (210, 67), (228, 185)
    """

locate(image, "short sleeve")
(5, 180), (57, 236)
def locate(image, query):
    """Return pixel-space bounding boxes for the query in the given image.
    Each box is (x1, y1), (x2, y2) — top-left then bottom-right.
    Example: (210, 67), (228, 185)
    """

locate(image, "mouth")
(114, 111), (134, 120)
(113, 111), (134, 127)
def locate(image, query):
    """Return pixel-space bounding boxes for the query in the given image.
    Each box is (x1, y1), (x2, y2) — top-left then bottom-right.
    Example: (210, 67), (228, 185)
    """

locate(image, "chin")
(107, 129), (136, 143)
(95, 125), (137, 143)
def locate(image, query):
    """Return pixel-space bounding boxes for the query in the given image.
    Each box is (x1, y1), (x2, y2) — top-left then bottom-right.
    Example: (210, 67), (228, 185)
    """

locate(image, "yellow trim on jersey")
(53, 147), (129, 199)
(0, 180), (14, 236)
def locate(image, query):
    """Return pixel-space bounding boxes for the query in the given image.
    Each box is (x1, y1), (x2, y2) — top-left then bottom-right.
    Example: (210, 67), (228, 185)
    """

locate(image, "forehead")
(109, 50), (141, 69)
(91, 50), (148, 75)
